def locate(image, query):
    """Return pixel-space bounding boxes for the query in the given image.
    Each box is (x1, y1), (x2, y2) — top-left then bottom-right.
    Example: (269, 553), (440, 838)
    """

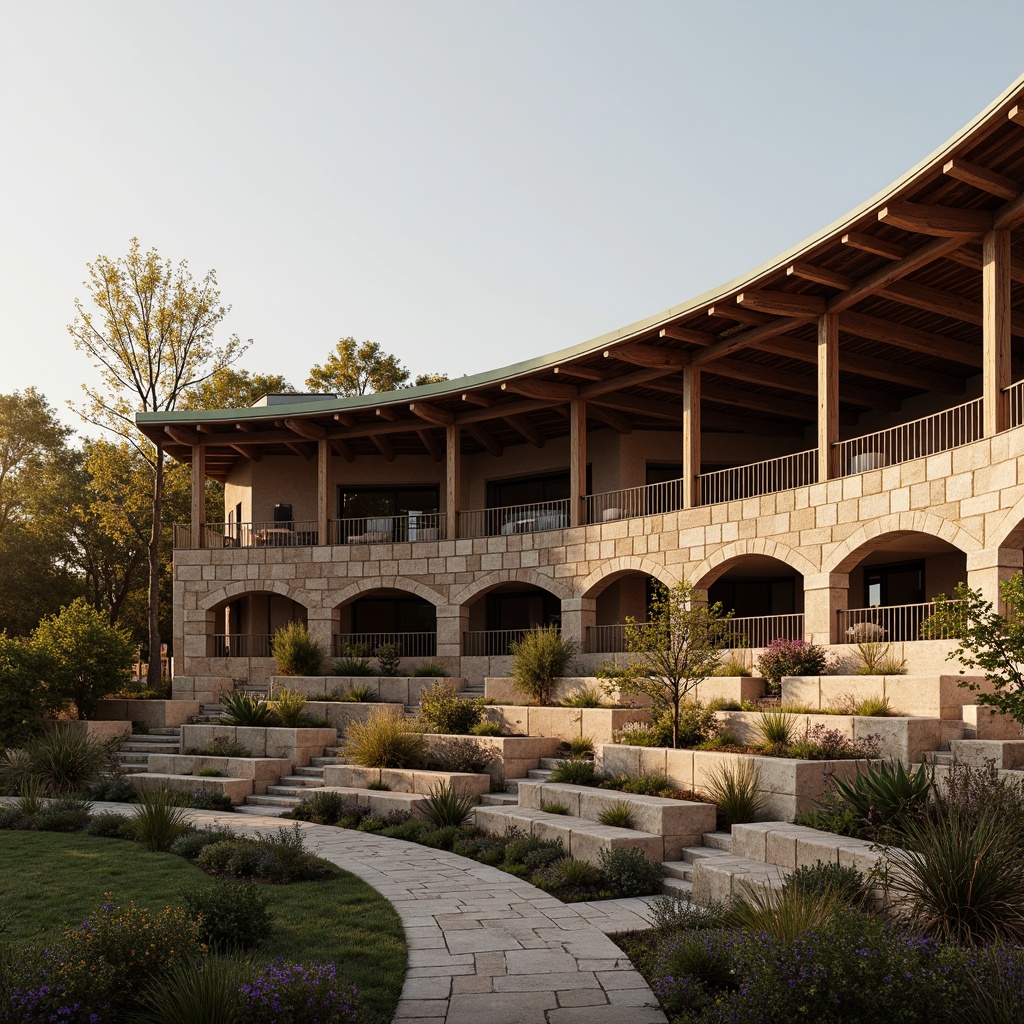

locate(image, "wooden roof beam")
(587, 366), (676, 397)
(408, 401), (454, 426)
(371, 435), (396, 462)
(333, 412), (356, 426)
(461, 392), (492, 407)
(829, 235), (964, 313)
(375, 406), (400, 421)
(691, 316), (809, 366)
(331, 439), (356, 463)
(841, 310), (982, 366)
(284, 441), (315, 460)
(417, 430), (443, 461)
(465, 424), (502, 456)
(659, 324), (717, 345)
(1008, 104), (1024, 128)
(785, 262), (853, 290)
(877, 202), (993, 237)
(505, 415), (545, 448)
(283, 417), (326, 440)
(841, 231), (908, 260)
(230, 444), (260, 462)
(736, 291), (826, 317)
(707, 303), (768, 325)
(942, 158), (1021, 201)
(501, 379), (578, 401)
(700, 408), (805, 437)
(165, 425), (201, 446)
(457, 397), (555, 425)
(702, 382), (835, 423)
(553, 364), (604, 381)
(947, 245), (1024, 285)
(588, 405), (632, 434)
(589, 393), (681, 422)
(601, 343), (686, 369)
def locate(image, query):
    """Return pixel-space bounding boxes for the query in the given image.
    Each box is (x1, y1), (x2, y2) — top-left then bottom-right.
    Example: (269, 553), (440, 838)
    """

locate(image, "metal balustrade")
(836, 399), (983, 476)
(583, 623), (638, 653)
(836, 601), (960, 643)
(330, 512), (445, 545)
(458, 500), (571, 539)
(586, 479), (685, 524)
(1007, 380), (1024, 429)
(463, 628), (550, 656)
(726, 613), (805, 649)
(208, 634), (274, 658)
(176, 520), (320, 549)
(698, 449), (818, 506)
(332, 632), (438, 658)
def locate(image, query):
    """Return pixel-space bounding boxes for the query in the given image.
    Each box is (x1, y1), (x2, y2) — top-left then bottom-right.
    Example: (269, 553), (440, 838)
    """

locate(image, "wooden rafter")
(588, 405), (632, 434)
(841, 310), (982, 366)
(230, 444), (259, 461)
(408, 402), (454, 426)
(601, 343), (686, 369)
(942, 158), (1021, 201)
(1010, 104), (1024, 128)
(465, 424), (502, 456)
(947, 245), (1024, 285)
(701, 382), (826, 423)
(691, 316), (809, 366)
(505, 415), (544, 448)
(841, 231), (908, 260)
(707, 303), (767, 325)
(371, 435), (395, 462)
(284, 441), (315, 460)
(283, 417), (326, 440)
(877, 202), (993, 237)
(460, 392), (492, 407)
(333, 412), (356, 426)
(417, 430), (443, 461)
(165, 426), (200, 446)
(331, 439), (355, 463)
(588, 393), (680, 422)
(375, 406), (400, 421)
(659, 324), (716, 345)
(553, 364), (604, 381)
(501, 379), (578, 401)
(588, 365), (675, 396)
(736, 291), (825, 317)
(785, 262), (853, 290)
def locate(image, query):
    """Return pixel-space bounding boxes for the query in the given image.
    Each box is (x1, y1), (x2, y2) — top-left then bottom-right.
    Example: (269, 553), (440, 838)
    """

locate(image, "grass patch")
(0, 830), (405, 1024)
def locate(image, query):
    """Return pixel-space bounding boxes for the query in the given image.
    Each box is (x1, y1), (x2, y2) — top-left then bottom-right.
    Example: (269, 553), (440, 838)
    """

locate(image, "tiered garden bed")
(270, 675), (465, 705)
(483, 704), (650, 743)
(179, 724), (336, 767)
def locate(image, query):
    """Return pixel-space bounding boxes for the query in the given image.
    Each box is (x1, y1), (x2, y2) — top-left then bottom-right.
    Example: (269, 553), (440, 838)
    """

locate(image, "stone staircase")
(239, 749), (348, 815)
(114, 728), (182, 772)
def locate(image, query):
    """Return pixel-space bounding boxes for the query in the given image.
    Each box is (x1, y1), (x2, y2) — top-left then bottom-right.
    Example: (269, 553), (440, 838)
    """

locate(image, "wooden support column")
(317, 438), (330, 545)
(983, 228), (1011, 436)
(817, 312), (839, 481)
(446, 423), (461, 540)
(569, 399), (586, 527)
(190, 444), (206, 548)
(682, 365), (701, 508)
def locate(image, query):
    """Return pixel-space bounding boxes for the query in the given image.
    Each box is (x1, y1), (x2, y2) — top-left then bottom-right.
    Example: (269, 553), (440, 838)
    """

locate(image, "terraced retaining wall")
(270, 676), (466, 704)
(781, 674), (995, 719)
(95, 699), (201, 728)
(180, 725), (336, 767)
(483, 705), (651, 744)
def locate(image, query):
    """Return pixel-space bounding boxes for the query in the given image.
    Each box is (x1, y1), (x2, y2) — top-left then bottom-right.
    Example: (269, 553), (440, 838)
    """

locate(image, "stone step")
(266, 784), (316, 798)
(149, 727), (182, 736)
(234, 803), (290, 817)
(474, 805), (665, 866)
(116, 754), (150, 767)
(478, 792), (519, 806)
(309, 756), (346, 768)
(702, 831), (734, 852)
(118, 741), (181, 754)
(527, 768), (553, 780)
(924, 751), (952, 765)
(295, 765), (327, 778)
(663, 847), (738, 883)
(245, 793), (304, 808)
(277, 774), (325, 788)
(538, 757), (569, 770)
(661, 877), (693, 898)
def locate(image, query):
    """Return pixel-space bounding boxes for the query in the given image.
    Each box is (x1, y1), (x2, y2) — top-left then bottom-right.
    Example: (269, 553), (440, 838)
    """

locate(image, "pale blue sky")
(3, 1), (1024, 432)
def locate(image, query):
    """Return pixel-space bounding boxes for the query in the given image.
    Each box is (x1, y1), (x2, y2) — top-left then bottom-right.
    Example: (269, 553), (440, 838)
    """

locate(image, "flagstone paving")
(94, 802), (668, 1023)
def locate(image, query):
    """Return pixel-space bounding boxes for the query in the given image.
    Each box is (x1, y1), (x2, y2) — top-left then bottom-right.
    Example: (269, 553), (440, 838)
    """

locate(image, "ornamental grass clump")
(421, 781), (477, 829)
(268, 686), (309, 727)
(755, 709), (797, 754)
(131, 956), (248, 1024)
(222, 690), (279, 727)
(510, 624), (577, 705)
(271, 621), (325, 676)
(829, 759), (934, 834)
(342, 707), (425, 768)
(597, 802), (636, 829)
(705, 759), (768, 827)
(0, 724), (120, 795)
(133, 786), (192, 851)
(560, 685), (605, 708)
(418, 681), (485, 734)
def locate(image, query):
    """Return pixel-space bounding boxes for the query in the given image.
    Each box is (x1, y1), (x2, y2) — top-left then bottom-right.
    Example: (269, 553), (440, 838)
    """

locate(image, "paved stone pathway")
(93, 802), (668, 1023)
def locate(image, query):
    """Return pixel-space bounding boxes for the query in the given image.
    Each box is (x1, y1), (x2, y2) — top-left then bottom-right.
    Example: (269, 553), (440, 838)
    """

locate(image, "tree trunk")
(146, 450), (164, 690)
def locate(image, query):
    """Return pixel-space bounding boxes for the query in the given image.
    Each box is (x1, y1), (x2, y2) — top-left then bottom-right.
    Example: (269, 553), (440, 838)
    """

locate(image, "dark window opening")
(487, 468), (592, 509)
(864, 560), (925, 607)
(708, 577), (798, 618)
(351, 597), (436, 634)
(486, 589), (561, 631)
(338, 485), (439, 519)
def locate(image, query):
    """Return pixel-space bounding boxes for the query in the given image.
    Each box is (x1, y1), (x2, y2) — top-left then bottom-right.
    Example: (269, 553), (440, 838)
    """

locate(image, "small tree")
(926, 574), (1024, 725)
(0, 633), (58, 746)
(618, 581), (733, 748)
(510, 625), (578, 705)
(31, 598), (135, 719)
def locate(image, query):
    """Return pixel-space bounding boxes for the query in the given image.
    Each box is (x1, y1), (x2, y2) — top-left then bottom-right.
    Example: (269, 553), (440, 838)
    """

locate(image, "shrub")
(549, 759), (598, 785)
(87, 810), (136, 839)
(855, 695), (895, 716)
(30, 597), (135, 718)
(533, 857), (600, 896)
(287, 790), (350, 825)
(374, 642), (402, 677)
(560, 686), (605, 708)
(197, 830), (331, 884)
(597, 802), (636, 829)
(613, 721), (662, 747)
(331, 655), (375, 676)
(271, 621), (324, 676)
(674, 699), (719, 747)
(652, 928), (742, 1019)
(717, 651), (752, 677)
(0, 632), (56, 747)
(268, 687), (308, 727)
(342, 707), (425, 768)
(883, 804), (1024, 944)
(470, 720), (503, 736)
(171, 826), (239, 860)
(599, 847), (663, 897)
(197, 768), (224, 777)
(35, 794), (94, 832)
(239, 959), (359, 1024)
(411, 662), (449, 677)
(828, 759), (934, 832)
(756, 637), (830, 688)
(783, 860), (868, 907)
(421, 781), (477, 828)
(425, 736), (497, 774)
(565, 735), (595, 759)
(647, 893), (730, 932)
(131, 956), (247, 1024)
(367, 780), (390, 790)
(4, 724), (120, 796)
(179, 880), (271, 950)
(221, 691), (280, 727)
(510, 625), (577, 705)
(788, 723), (878, 760)
(0, 804), (28, 829)
(602, 771), (673, 797)
(187, 789), (235, 812)
(134, 786), (192, 851)
(333, 682), (377, 702)
(705, 759), (768, 827)
(420, 824), (464, 850)
(418, 681), (485, 734)
(190, 737), (252, 758)
(541, 800), (571, 814)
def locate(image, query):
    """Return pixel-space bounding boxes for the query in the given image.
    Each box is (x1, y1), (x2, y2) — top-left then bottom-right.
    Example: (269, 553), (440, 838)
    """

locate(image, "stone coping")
(781, 674), (995, 719)
(483, 705), (651, 744)
(95, 699), (200, 728)
(45, 719), (131, 742)
(180, 724), (337, 767)
(65, 801), (668, 1024)
(272, 676), (467, 706)
(323, 765), (492, 798)
(420, 734), (562, 787)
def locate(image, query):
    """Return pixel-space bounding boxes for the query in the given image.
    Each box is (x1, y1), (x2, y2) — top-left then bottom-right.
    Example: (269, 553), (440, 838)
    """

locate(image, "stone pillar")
(803, 572), (849, 646)
(559, 596), (596, 655)
(306, 608), (335, 663)
(966, 548), (1023, 613)
(435, 604), (468, 661)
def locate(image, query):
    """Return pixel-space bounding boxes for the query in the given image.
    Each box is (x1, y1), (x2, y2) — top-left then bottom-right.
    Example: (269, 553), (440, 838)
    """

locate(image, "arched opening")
(838, 533), (967, 642)
(463, 582), (562, 656)
(333, 588), (438, 659)
(208, 591), (307, 658)
(705, 555), (805, 648)
(582, 570), (657, 653)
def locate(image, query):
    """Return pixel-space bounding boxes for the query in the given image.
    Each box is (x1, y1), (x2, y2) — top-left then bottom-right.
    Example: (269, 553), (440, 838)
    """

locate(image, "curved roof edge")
(139, 71), (1024, 428)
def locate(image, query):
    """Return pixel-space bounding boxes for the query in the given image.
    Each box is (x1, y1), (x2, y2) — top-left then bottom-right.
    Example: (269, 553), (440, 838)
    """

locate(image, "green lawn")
(0, 831), (406, 1024)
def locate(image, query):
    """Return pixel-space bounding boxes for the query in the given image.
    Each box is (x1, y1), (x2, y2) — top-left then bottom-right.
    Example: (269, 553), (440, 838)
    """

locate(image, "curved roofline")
(139, 71), (1024, 428)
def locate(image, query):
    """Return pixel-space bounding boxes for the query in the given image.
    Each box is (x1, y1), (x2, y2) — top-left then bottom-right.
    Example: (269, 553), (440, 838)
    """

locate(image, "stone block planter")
(961, 704), (1022, 740)
(420, 733), (561, 787)
(713, 710), (961, 764)
(179, 725), (336, 768)
(782, 674), (995, 720)
(321, 764), (491, 798)
(145, 754), (291, 794)
(270, 676), (465, 705)
(482, 704), (651, 744)
(597, 743), (870, 821)
(129, 772), (252, 804)
(95, 699), (200, 729)
(691, 677), (766, 704)
(46, 720), (131, 742)
(303, 701), (405, 734)
(483, 677), (648, 707)
(947, 738), (1024, 769)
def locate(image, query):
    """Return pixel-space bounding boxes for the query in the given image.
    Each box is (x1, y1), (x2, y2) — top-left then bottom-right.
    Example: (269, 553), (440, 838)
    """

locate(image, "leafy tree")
(67, 239), (247, 687)
(0, 632), (58, 746)
(181, 368), (294, 410)
(413, 372), (449, 387)
(306, 337), (410, 395)
(926, 574), (1024, 724)
(617, 581), (733, 748)
(31, 598), (135, 719)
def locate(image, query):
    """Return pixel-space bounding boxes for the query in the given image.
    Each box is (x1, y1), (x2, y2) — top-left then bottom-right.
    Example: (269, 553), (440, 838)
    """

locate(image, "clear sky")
(3, 0), (1024, 434)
